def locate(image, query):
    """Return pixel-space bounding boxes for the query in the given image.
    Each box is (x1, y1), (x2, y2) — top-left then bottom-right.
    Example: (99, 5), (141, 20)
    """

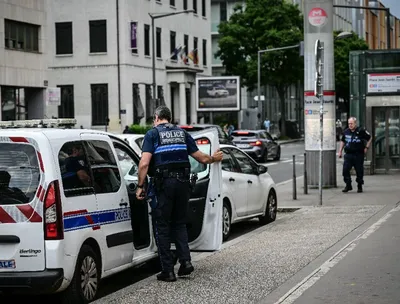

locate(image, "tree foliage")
(334, 31), (368, 112)
(216, 0), (304, 136)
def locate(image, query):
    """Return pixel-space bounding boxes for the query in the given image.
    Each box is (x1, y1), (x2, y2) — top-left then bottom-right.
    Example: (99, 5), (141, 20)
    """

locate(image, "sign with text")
(46, 88), (61, 106)
(367, 73), (400, 94)
(304, 91), (336, 151)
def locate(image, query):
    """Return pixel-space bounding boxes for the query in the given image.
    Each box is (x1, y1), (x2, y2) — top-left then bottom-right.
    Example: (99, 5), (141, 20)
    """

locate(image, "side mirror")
(258, 165), (268, 174)
(273, 136), (278, 141)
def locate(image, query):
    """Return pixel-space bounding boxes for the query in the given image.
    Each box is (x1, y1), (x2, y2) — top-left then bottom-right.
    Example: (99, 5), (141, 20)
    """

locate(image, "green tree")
(216, 0), (303, 136)
(334, 31), (368, 115)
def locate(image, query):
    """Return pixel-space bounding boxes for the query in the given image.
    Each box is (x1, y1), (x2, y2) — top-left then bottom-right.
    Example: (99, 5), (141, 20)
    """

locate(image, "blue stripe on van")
(63, 208), (131, 232)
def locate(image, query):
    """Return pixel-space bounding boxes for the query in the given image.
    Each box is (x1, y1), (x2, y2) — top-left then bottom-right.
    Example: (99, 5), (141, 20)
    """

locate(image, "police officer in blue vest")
(338, 117), (372, 193)
(136, 106), (223, 282)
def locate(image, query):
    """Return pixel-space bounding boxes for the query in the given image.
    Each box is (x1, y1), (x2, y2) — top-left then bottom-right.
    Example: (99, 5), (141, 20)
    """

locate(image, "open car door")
(187, 128), (222, 251)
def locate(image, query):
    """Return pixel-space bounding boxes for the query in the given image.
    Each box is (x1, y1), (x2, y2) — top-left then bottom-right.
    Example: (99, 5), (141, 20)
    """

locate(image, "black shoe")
(157, 271), (177, 282)
(342, 184), (353, 193)
(357, 185), (363, 193)
(178, 261), (194, 276)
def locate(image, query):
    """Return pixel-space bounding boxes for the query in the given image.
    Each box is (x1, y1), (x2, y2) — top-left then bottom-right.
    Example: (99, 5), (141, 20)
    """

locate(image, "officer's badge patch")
(79, 160), (85, 166)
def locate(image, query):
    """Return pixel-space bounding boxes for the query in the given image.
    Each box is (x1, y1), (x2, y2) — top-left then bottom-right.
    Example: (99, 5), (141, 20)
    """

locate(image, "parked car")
(216, 144), (277, 241)
(179, 124), (234, 145)
(230, 130), (281, 162)
(206, 86), (229, 98)
(115, 134), (144, 156)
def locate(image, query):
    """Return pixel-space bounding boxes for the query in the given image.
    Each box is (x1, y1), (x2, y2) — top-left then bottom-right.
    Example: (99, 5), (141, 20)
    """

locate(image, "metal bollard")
(293, 155), (297, 200)
(304, 152), (308, 194)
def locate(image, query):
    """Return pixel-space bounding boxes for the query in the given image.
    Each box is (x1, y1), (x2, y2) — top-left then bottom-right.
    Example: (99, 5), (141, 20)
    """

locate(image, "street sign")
(308, 7), (328, 27)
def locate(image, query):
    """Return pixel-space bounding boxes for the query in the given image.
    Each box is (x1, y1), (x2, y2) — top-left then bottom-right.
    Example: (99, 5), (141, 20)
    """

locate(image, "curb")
(278, 138), (304, 145)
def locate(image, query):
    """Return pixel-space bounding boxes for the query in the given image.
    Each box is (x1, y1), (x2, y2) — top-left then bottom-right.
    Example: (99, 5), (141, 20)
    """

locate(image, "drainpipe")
(116, 0), (122, 123)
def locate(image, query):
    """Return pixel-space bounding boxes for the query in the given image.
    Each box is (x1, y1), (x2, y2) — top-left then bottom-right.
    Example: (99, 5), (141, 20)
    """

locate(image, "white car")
(115, 134), (144, 157)
(218, 144), (277, 241)
(206, 87), (229, 98)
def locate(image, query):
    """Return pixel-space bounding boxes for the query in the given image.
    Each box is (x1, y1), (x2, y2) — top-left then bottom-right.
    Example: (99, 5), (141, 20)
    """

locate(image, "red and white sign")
(308, 8), (328, 27)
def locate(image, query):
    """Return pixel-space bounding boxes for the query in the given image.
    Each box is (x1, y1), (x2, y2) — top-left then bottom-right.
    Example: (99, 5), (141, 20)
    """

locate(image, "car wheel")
(259, 190), (277, 225)
(273, 147), (281, 161)
(62, 245), (101, 304)
(222, 201), (232, 242)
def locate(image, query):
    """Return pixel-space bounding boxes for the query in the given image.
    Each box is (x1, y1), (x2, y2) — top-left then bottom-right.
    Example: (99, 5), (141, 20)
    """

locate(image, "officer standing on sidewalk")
(338, 117), (372, 193)
(136, 106), (223, 282)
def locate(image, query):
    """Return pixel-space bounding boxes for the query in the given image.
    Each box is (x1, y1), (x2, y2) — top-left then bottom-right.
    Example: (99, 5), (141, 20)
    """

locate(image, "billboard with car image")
(196, 76), (240, 111)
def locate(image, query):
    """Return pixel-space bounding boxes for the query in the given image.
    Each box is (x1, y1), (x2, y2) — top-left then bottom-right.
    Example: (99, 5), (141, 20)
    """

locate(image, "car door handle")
(119, 202), (128, 207)
(247, 180), (253, 184)
(229, 177), (235, 182)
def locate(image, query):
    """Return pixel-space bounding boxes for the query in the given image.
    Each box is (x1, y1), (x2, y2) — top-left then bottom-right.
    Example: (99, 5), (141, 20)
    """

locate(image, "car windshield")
(0, 143), (40, 205)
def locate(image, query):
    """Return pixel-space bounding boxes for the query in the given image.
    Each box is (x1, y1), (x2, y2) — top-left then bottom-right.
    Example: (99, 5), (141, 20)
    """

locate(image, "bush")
(129, 124), (153, 134)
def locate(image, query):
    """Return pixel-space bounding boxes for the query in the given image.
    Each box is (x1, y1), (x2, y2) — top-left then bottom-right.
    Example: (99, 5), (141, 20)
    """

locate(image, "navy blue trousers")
(151, 177), (191, 273)
(343, 153), (364, 185)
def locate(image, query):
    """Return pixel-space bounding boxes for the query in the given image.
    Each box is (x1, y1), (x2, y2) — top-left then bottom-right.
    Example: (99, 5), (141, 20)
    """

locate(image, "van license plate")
(0, 260), (16, 269)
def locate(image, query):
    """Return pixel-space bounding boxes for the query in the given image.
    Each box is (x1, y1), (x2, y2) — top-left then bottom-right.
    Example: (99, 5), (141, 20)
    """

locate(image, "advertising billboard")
(196, 76), (240, 111)
(367, 73), (400, 94)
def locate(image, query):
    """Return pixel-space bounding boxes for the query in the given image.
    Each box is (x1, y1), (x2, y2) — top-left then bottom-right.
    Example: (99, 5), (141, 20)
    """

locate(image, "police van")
(0, 119), (222, 303)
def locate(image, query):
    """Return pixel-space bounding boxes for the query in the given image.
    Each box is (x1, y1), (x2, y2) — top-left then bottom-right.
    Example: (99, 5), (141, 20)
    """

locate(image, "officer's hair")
(348, 117), (357, 123)
(155, 106), (172, 122)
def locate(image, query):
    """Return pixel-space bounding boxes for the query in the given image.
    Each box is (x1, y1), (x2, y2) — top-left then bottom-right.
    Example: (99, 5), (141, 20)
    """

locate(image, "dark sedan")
(230, 130), (281, 163)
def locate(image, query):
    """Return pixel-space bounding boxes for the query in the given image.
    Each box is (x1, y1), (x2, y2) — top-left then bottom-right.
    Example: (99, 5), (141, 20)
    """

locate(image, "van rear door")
(0, 137), (45, 272)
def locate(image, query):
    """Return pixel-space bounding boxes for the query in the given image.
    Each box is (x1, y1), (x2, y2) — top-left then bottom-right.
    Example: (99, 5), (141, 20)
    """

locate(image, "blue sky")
(381, 0), (400, 19)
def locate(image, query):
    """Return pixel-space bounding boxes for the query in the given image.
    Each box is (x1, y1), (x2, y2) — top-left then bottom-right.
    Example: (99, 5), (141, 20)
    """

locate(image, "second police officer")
(338, 117), (372, 193)
(135, 106), (223, 282)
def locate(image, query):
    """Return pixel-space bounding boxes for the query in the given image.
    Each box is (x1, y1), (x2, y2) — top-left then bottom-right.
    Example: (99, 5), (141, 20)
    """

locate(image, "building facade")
(47, 0), (212, 131)
(0, 0), (48, 121)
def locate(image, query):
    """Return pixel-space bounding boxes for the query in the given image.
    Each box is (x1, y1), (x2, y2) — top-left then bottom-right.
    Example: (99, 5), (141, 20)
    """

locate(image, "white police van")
(0, 119), (222, 303)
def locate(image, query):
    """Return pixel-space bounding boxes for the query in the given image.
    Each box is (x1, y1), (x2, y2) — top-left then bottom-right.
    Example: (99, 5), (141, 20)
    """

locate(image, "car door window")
(221, 149), (240, 172)
(135, 137), (144, 149)
(59, 141), (94, 197)
(113, 142), (139, 183)
(189, 138), (210, 180)
(230, 149), (258, 175)
(265, 132), (273, 141)
(84, 140), (121, 194)
(259, 132), (267, 139)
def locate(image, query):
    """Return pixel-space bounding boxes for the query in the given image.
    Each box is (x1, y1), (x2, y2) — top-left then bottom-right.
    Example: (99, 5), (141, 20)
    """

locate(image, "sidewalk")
(277, 138), (304, 145)
(94, 172), (400, 304)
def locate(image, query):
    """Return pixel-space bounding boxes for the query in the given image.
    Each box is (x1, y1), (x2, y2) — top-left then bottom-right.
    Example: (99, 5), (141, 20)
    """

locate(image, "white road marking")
(275, 204), (400, 304)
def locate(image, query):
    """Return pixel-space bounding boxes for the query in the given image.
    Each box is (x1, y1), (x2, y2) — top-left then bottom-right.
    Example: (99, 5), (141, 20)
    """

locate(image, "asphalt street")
(262, 141), (305, 184)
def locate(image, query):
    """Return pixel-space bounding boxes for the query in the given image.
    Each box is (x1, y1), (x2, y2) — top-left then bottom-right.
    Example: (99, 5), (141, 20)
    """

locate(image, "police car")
(0, 119), (222, 303)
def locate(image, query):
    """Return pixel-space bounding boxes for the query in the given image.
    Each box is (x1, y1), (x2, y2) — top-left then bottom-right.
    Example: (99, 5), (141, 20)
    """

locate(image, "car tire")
(61, 244), (101, 304)
(259, 190), (277, 225)
(222, 201), (232, 242)
(273, 147), (281, 161)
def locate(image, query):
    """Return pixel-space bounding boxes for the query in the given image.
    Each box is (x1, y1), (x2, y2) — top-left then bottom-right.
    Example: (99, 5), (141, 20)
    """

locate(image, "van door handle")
(247, 180), (253, 184)
(119, 202), (128, 207)
(0, 235), (20, 244)
(229, 177), (235, 182)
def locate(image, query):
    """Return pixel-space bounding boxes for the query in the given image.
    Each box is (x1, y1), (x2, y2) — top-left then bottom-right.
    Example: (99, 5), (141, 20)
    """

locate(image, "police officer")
(338, 117), (372, 193)
(136, 106), (223, 282)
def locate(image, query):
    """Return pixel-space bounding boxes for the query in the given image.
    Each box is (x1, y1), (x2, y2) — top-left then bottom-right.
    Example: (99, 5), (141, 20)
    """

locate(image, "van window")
(59, 141), (94, 197)
(189, 137), (210, 180)
(0, 143), (40, 205)
(84, 140), (121, 194)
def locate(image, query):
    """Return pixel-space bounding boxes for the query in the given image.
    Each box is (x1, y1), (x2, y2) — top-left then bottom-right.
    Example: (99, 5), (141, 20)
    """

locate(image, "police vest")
(152, 124), (190, 171)
(343, 127), (365, 154)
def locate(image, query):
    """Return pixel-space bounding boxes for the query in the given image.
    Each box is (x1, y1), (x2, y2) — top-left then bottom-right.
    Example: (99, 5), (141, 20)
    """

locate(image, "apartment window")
(91, 84), (109, 126)
(194, 36), (198, 51)
(220, 2), (227, 22)
(55, 22), (73, 55)
(170, 0), (175, 7)
(184, 34), (189, 56)
(183, 0), (188, 10)
(193, 0), (197, 14)
(156, 27), (162, 58)
(58, 85), (74, 118)
(144, 24), (150, 56)
(4, 19), (39, 52)
(89, 20), (107, 53)
(202, 0), (206, 17)
(194, 37), (198, 64)
(170, 31), (177, 60)
(202, 39), (207, 66)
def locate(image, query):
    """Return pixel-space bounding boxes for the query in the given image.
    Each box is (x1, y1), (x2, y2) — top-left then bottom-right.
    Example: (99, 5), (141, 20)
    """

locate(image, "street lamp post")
(149, 10), (195, 110)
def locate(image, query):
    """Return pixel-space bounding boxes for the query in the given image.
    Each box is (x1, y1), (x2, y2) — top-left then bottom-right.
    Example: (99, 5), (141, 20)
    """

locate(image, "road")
(262, 141), (305, 184)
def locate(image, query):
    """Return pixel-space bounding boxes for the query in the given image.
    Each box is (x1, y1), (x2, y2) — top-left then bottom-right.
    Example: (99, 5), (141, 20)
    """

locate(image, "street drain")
(277, 208), (301, 213)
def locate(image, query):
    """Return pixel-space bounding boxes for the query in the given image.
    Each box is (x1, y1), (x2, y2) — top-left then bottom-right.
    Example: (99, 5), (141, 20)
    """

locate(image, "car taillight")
(196, 139), (210, 145)
(250, 141), (262, 146)
(44, 181), (64, 240)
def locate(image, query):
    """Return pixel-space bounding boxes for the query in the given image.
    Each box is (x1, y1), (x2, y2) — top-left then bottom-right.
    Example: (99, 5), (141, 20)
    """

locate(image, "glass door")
(372, 107), (400, 173)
